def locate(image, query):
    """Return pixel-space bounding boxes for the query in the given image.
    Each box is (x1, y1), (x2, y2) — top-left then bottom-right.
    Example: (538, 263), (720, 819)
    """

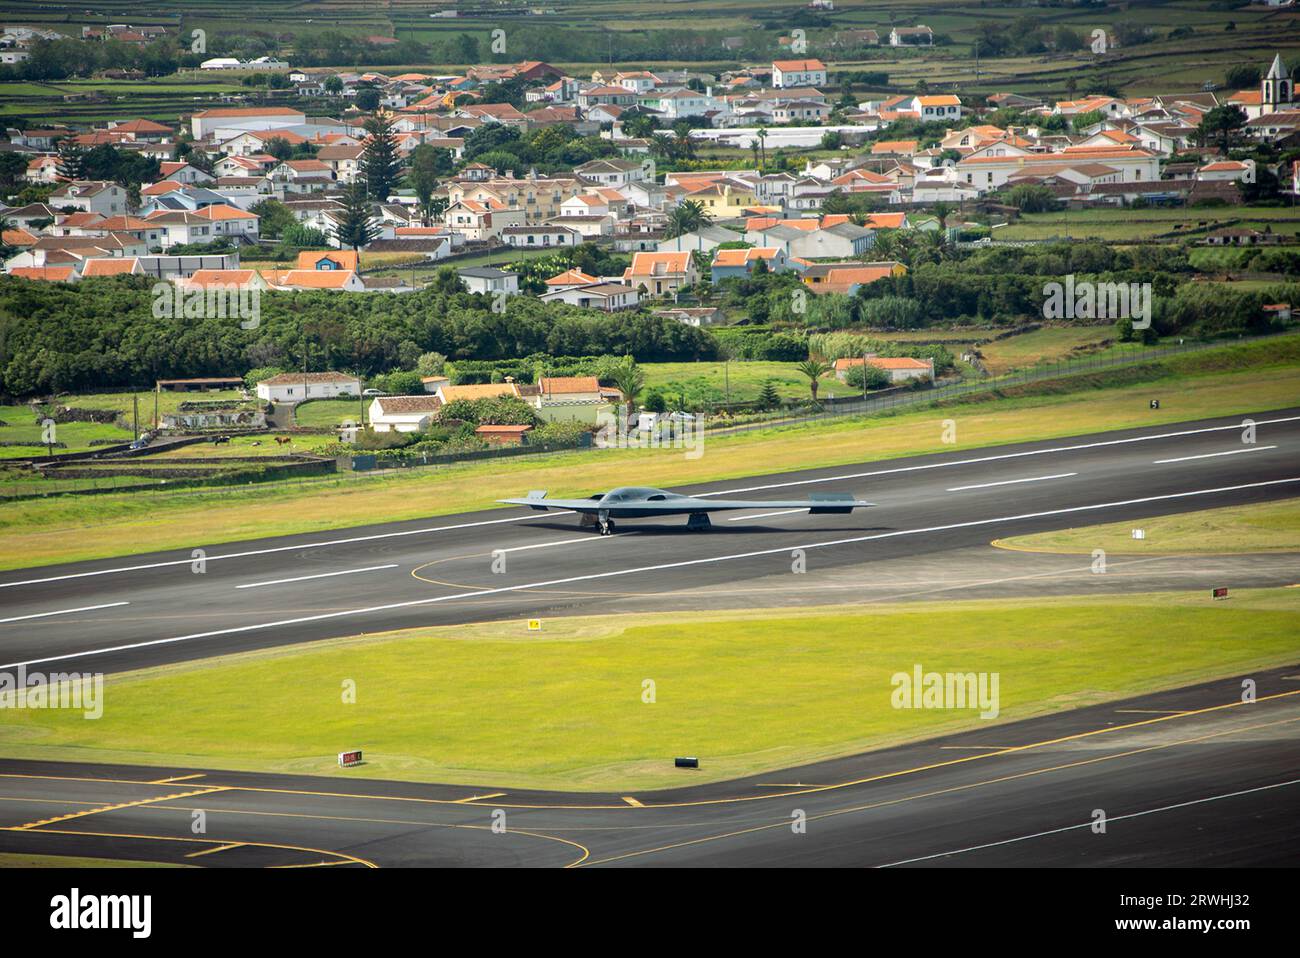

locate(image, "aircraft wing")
(690, 494), (873, 514)
(498, 492), (872, 514)
(498, 495), (607, 512)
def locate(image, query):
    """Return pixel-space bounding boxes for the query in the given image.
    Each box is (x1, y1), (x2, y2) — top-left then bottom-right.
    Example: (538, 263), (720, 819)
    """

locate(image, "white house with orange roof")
(1196, 158), (1255, 184)
(956, 141), (1159, 193)
(443, 198), (525, 241)
(191, 106), (306, 140)
(833, 355), (933, 383)
(771, 58), (827, 89)
(622, 251), (699, 297)
(24, 155), (61, 185)
(157, 161), (214, 185)
(258, 371), (362, 404)
(195, 204), (260, 240)
(907, 95), (962, 121)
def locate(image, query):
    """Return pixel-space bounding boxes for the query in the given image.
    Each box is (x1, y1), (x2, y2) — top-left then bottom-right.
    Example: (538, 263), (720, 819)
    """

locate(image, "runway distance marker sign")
(338, 750), (363, 767)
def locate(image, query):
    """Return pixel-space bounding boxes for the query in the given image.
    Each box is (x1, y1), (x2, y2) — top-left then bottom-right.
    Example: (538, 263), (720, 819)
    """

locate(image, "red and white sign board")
(338, 750), (363, 767)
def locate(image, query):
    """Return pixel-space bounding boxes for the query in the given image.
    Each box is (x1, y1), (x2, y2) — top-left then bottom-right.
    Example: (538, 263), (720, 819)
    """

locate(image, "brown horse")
(274, 436), (292, 447)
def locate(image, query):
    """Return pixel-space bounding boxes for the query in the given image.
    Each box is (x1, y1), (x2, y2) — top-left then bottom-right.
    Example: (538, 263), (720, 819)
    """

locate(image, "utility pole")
(153, 381), (159, 430)
(133, 393), (139, 439)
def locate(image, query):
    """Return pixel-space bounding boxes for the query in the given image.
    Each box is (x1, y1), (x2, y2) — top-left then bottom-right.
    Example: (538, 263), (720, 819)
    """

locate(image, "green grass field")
(3, 589), (1295, 790)
(996, 497), (1300, 556)
(641, 360), (836, 404)
(293, 399), (367, 429)
(996, 208), (1300, 243)
(0, 334), (1296, 571)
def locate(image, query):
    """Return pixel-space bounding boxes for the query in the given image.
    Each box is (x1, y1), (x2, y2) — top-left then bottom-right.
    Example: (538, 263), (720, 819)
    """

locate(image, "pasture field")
(996, 208), (1300, 243)
(2, 588), (1295, 790)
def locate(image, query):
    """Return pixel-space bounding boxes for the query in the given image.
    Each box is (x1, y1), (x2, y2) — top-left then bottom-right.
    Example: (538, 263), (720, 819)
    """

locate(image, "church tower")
(1262, 54), (1292, 113)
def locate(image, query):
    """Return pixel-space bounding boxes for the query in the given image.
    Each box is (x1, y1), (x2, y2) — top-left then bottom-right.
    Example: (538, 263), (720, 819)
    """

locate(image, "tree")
(324, 75), (343, 95)
(1198, 104), (1248, 153)
(56, 141), (85, 181)
(1223, 65), (1260, 90)
(608, 359), (644, 425)
(361, 112), (402, 201)
(756, 379), (780, 410)
(845, 363), (890, 391)
(930, 201), (954, 230)
(796, 359), (831, 402)
(333, 180), (380, 251)
(666, 199), (712, 238)
(407, 144), (451, 223)
(250, 199), (296, 240)
(416, 351), (447, 376)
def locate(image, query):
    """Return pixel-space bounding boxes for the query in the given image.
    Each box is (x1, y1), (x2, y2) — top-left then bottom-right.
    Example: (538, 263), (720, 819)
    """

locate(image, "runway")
(0, 666), (1296, 866)
(0, 408), (1298, 867)
(1, 408), (1298, 675)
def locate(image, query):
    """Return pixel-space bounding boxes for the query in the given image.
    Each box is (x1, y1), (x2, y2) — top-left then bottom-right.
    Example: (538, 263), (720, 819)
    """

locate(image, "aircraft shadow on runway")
(523, 521), (895, 536)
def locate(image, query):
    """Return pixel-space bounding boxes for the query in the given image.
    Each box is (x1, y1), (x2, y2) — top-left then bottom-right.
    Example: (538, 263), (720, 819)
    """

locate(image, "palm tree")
(930, 201), (954, 230)
(673, 130), (696, 160)
(796, 359), (832, 402)
(608, 360), (645, 427)
(666, 199), (712, 238)
(649, 133), (675, 160)
(755, 127), (769, 171)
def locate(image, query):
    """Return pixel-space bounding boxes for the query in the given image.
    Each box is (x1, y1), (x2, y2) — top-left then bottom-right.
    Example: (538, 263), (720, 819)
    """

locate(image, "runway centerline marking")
(877, 777), (1300, 867)
(1153, 445), (1276, 464)
(946, 473), (1077, 492)
(699, 414), (1300, 496)
(5, 476), (1299, 671)
(234, 564), (398, 590)
(0, 513), (574, 591)
(0, 601), (128, 625)
(5, 414), (1296, 592)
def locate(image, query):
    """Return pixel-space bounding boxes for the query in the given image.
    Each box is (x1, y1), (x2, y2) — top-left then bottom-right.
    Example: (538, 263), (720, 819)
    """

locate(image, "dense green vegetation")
(0, 273), (717, 395)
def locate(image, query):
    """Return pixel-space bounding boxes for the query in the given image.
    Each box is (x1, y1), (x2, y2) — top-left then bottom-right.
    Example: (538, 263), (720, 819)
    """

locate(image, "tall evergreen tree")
(334, 180), (380, 251)
(56, 141), (85, 181)
(361, 112), (402, 202)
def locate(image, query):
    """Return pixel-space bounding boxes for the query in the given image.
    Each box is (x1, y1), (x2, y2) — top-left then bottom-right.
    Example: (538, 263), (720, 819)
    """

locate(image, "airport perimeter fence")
(706, 334), (1273, 436)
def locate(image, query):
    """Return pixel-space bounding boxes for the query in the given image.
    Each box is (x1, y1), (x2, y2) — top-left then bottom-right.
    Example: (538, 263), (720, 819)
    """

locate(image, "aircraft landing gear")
(599, 512), (615, 536)
(686, 512), (712, 531)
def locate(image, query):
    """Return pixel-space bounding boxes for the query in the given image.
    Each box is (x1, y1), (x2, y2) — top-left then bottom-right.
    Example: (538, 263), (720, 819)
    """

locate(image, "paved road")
(1, 409), (1298, 675)
(0, 666), (1295, 866)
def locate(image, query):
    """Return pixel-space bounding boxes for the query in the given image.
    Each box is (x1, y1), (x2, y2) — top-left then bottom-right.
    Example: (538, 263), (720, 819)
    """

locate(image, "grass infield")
(1, 590), (1296, 791)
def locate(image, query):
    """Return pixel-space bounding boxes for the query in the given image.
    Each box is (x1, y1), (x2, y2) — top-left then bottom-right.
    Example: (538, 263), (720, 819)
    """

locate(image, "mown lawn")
(293, 398), (368, 429)
(3, 590), (1295, 791)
